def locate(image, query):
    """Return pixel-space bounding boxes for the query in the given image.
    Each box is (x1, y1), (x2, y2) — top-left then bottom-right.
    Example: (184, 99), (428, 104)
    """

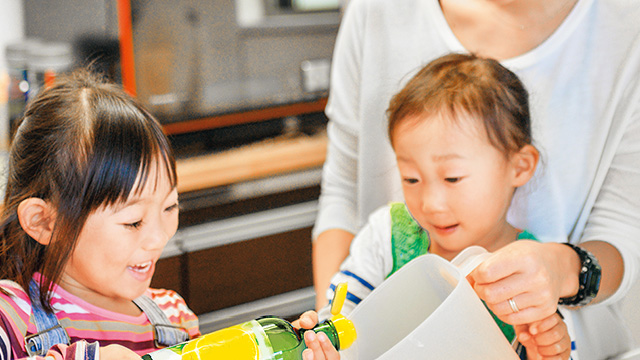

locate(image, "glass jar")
(5, 39), (40, 138)
(27, 41), (73, 101)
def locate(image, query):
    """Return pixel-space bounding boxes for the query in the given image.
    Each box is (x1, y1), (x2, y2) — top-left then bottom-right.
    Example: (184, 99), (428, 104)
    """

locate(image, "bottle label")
(143, 320), (275, 359)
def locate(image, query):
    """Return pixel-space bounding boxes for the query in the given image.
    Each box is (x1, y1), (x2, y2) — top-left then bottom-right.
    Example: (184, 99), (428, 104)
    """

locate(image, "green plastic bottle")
(142, 283), (356, 360)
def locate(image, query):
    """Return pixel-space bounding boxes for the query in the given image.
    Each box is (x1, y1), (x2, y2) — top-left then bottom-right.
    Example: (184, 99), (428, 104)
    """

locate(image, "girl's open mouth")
(433, 224), (459, 234)
(128, 261), (152, 273)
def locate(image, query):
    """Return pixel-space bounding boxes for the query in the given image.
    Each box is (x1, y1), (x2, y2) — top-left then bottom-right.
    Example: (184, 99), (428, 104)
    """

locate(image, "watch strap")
(558, 243), (602, 307)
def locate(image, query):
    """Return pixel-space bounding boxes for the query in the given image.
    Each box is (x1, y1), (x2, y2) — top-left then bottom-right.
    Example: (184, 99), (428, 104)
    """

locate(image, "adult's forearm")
(579, 240), (624, 304)
(551, 240), (623, 305)
(312, 229), (355, 309)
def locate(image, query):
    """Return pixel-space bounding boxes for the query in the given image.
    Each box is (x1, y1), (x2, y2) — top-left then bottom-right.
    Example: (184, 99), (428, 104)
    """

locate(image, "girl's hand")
(293, 310), (341, 360)
(293, 310), (320, 330)
(467, 240), (579, 325)
(302, 330), (341, 360)
(99, 344), (141, 359)
(516, 312), (571, 360)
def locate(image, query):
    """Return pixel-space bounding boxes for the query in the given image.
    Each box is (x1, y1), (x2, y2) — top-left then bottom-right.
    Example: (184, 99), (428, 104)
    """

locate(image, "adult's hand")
(467, 240), (580, 325)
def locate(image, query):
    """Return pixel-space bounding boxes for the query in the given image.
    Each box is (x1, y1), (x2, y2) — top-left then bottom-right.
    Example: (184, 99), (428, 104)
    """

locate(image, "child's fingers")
(302, 348), (315, 360)
(294, 310), (319, 329)
(535, 330), (571, 356)
(534, 328), (564, 347)
(534, 325), (571, 359)
(516, 324), (543, 360)
(537, 339), (571, 360)
(303, 331), (340, 360)
(304, 331), (323, 359)
(317, 332), (341, 359)
(523, 313), (570, 360)
(529, 313), (560, 335)
(534, 318), (567, 347)
(514, 324), (532, 345)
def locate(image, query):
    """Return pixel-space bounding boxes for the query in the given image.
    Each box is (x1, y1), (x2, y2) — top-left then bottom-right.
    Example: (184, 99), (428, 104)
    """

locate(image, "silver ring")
(508, 298), (520, 313)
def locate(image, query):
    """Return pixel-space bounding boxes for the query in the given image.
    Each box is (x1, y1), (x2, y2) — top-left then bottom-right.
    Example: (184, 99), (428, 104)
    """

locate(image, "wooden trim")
(176, 133), (327, 193)
(163, 97), (328, 135)
(117, 0), (137, 96)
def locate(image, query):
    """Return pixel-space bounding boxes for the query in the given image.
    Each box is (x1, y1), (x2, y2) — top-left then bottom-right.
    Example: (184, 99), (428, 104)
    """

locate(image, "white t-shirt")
(314, 0), (640, 358)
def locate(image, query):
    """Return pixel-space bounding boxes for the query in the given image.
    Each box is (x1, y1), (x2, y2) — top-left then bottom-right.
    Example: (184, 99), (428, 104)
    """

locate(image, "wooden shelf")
(176, 132), (327, 193)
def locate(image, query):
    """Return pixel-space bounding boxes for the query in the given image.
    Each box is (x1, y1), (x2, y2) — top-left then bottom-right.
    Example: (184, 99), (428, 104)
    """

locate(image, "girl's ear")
(17, 198), (57, 245)
(511, 144), (539, 187)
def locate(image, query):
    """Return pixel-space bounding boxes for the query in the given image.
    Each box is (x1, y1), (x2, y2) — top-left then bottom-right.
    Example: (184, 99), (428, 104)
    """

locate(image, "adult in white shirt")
(312, 0), (640, 358)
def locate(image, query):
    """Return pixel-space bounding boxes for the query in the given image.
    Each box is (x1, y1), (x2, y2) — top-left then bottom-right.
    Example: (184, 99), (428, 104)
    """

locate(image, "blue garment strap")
(133, 294), (190, 347)
(25, 280), (71, 356)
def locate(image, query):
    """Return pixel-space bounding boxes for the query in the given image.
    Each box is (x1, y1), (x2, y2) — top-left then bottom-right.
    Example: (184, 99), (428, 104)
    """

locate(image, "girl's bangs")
(82, 104), (176, 210)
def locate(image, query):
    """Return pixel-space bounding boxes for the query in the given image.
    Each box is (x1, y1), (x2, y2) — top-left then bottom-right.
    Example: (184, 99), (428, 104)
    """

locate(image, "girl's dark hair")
(0, 69), (177, 311)
(387, 53), (532, 156)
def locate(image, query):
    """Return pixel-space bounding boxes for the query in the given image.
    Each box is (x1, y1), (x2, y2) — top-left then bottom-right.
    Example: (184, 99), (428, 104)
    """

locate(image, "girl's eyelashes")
(402, 177), (419, 184)
(121, 202), (178, 229)
(402, 175), (463, 184)
(125, 220), (143, 229)
(165, 203), (179, 212)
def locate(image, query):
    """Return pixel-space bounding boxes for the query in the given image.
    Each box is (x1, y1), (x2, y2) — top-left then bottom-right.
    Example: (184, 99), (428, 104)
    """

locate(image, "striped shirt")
(0, 277), (199, 360)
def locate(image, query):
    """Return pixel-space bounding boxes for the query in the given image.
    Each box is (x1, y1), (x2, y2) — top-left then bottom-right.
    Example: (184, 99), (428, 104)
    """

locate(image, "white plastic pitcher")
(340, 246), (519, 360)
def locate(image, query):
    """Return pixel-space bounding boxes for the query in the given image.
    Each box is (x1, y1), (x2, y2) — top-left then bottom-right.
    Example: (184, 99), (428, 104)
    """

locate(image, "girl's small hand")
(293, 311), (341, 360)
(302, 330), (341, 360)
(516, 312), (571, 360)
(468, 241), (577, 325)
(99, 344), (141, 359)
(293, 310), (320, 330)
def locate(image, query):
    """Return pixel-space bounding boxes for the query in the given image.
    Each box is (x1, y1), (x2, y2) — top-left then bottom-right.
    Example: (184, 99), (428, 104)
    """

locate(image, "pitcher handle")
(451, 246), (492, 276)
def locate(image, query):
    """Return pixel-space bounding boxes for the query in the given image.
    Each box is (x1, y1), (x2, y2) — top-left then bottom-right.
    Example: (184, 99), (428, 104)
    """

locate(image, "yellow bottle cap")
(329, 283), (357, 350)
(330, 313), (357, 350)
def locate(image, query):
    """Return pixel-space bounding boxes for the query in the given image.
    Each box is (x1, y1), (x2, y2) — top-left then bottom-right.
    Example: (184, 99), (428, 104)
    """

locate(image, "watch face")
(582, 258), (602, 302)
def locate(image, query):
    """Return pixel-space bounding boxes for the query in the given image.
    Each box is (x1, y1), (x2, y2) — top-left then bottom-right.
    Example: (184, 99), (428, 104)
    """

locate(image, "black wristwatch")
(558, 243), (602, 307)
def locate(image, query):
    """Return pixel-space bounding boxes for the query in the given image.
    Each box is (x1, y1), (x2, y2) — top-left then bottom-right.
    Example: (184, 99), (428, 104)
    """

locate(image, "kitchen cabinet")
(185, 226), (313, 315)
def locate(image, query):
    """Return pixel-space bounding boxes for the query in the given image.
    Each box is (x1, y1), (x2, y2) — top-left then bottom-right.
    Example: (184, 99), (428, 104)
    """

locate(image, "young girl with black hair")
(0, 70), (336, 360)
